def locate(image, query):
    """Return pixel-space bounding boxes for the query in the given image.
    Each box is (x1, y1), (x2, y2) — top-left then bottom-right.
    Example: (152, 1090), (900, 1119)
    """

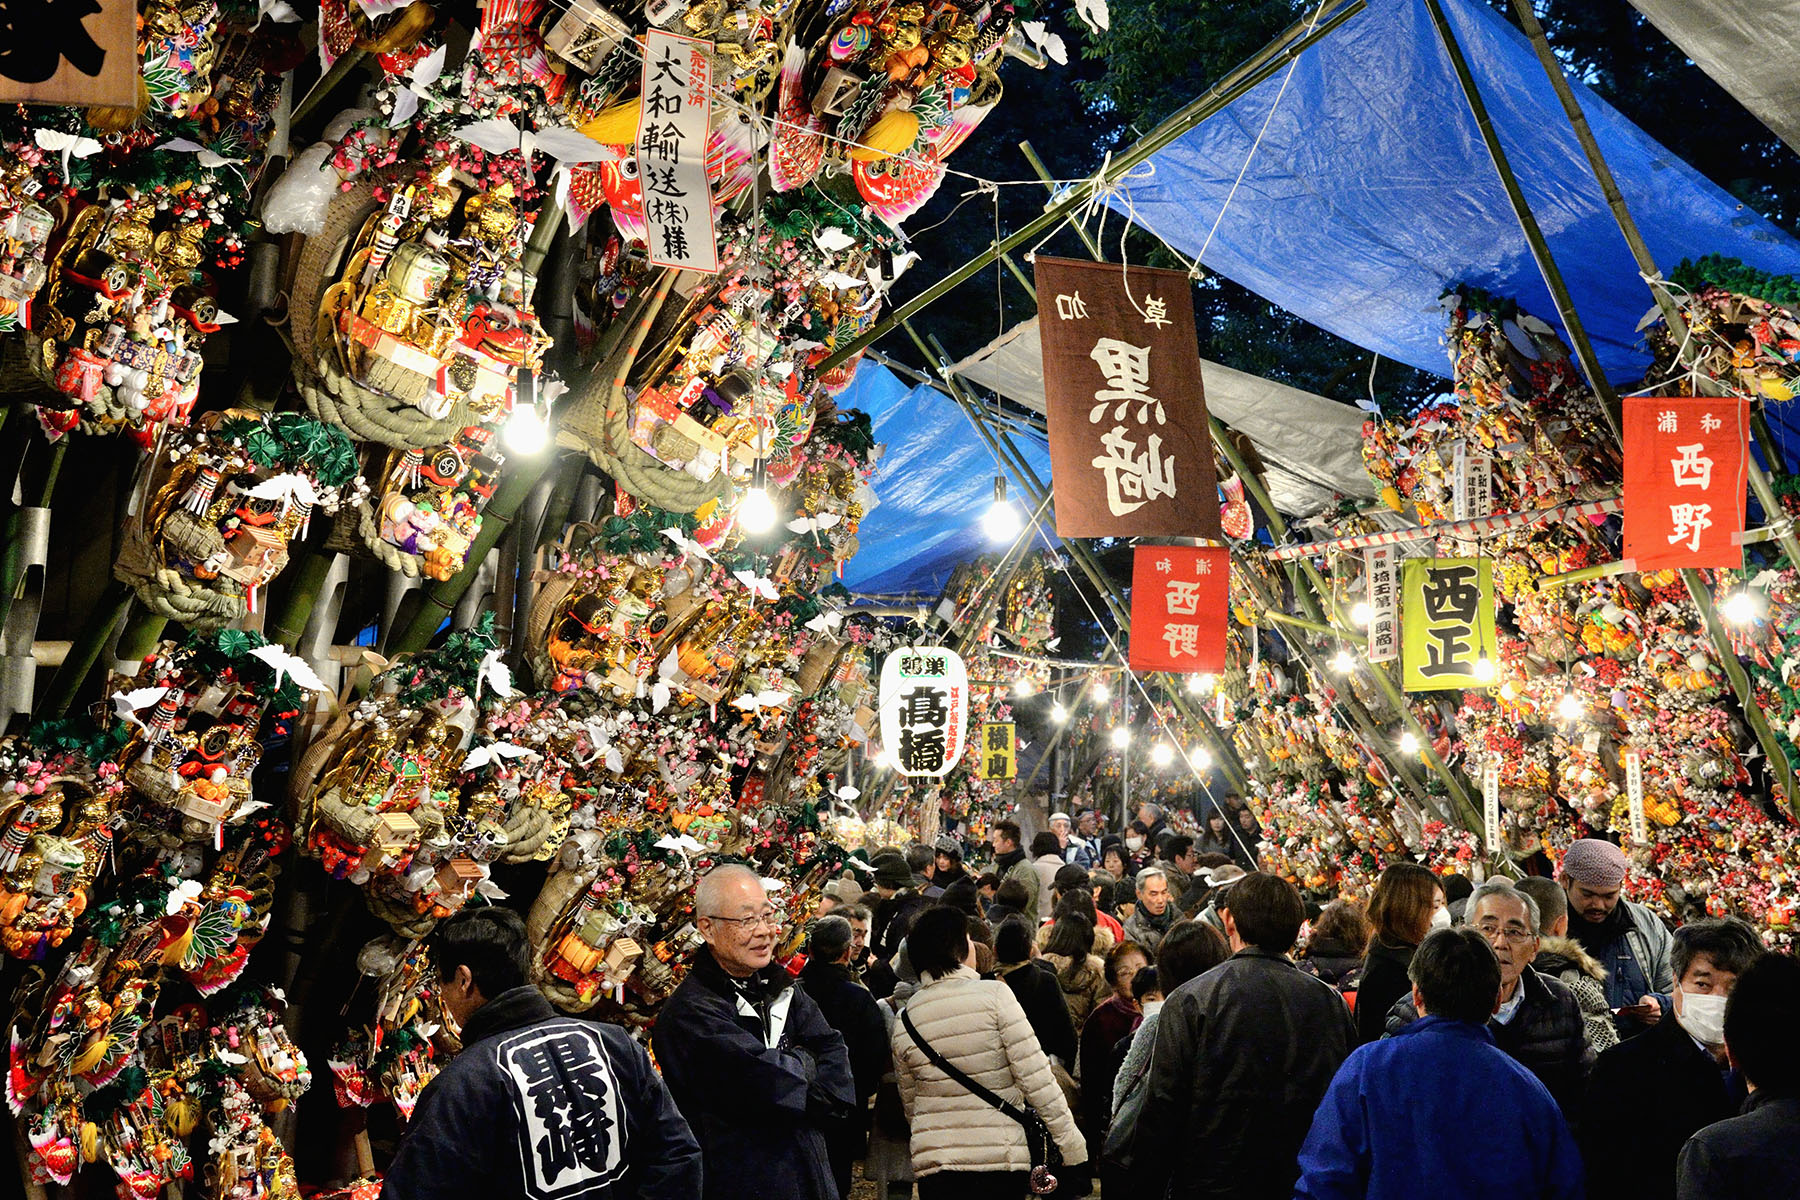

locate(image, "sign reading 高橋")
(635, 29), (718, 273)
(879, 646), (969, 778)
(1401, 557), (1496, 692)
(1034, 257), (1220, 539)
(1622, 396), (1748, 570)
(1127, 545), (1229, 673)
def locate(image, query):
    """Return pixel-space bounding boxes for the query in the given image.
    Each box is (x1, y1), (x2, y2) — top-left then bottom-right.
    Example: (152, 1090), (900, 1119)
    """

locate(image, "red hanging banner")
(1128, 545), (1229, 673)
(1622, 396), (1749, 571)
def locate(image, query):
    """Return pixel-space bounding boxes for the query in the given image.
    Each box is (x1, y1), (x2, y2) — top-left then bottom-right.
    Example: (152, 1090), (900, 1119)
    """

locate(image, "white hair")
(1135, 866), (1168, 894)
(696, 864), (764, 916)
(1467, 880), (1540, 935)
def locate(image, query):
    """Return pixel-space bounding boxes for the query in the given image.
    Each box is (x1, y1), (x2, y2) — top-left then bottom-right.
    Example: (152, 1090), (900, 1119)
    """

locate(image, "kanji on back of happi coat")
(1034, 256), (1220, 539)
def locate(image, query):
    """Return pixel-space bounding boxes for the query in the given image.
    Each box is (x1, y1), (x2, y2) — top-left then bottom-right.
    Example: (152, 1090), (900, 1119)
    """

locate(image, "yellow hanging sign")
(1401, 557), (1496, 692)
(976, 722), (1017, 780)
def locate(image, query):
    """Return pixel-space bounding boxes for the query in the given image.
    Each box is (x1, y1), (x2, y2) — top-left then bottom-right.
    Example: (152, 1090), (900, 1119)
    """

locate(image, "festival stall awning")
(948, 317), (1376, 516)
(838, 360), (1053, 596)
(1105, 0), (1800, 385)
(1627, 0), (1800, 158)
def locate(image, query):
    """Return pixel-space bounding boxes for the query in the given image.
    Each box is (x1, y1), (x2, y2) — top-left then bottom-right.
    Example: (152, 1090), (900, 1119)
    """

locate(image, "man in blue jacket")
(1294, 926), (1584, 1200)
(386, 907), (702, 1200)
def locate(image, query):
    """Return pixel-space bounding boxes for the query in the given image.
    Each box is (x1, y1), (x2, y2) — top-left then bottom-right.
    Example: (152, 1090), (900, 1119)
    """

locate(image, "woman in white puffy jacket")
(891, 907), (1088, 1199)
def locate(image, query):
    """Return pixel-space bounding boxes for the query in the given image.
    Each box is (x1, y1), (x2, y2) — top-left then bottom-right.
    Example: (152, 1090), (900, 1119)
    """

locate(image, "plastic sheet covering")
(1628, 0), (1800, 158)
(950, 317), (1375, 515)
(837, 360), (1053, 595)
(1105, 0), (1800, 384)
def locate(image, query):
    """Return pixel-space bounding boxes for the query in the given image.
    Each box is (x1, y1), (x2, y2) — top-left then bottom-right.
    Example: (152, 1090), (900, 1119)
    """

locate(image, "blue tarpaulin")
(1109, 0), (1800, 385)
(836, 362), (1051, 595)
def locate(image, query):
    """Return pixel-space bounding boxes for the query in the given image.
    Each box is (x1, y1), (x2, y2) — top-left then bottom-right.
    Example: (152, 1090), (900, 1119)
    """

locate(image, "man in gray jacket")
(1560, 838), (1674, 1039)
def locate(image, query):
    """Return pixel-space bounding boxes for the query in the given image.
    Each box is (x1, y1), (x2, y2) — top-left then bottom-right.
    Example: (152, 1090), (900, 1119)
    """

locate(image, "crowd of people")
(380, 804), (1800, 1200)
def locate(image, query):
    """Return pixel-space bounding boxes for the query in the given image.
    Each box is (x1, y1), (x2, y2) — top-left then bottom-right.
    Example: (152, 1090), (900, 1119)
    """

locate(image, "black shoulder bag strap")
(900, 1007), (1063, 1190)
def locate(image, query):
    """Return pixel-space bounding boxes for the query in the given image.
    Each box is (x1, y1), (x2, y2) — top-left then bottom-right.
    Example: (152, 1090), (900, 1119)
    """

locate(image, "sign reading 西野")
(1401, 557), (1496, 692)
(1034, 257), (1220, 539)
(879, 647), (969, 778)
(1128, 545), (1229, 673)
(1622, 396), (1747, 570)
(635, 29), (719, 273)
(976, 723), (1016, 780)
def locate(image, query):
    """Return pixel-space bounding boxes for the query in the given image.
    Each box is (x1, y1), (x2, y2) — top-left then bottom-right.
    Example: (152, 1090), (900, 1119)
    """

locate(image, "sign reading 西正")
(878, 647), (968, 778)
(635, 29), (718, 273)
(1401, 557), (1496, 692)
(1034, 257), (1220, 539)
(1365, 545), (1399, 663)
(1128, 545), (1229, 673)
(0, 0), (137, 107)
(975, 723), (1016, 780)
(1622, 396), (1748, 571)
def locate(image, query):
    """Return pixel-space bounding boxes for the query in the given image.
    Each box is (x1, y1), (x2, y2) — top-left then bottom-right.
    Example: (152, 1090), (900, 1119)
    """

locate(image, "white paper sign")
(636, 29), (718, 272)
(1624, 750), (1647, 843)
(1365, 545), (1400, 663)
(879, 646), (969, 778)
(1453, 441), (1493, 523)
(1482, 759), (1500, 850)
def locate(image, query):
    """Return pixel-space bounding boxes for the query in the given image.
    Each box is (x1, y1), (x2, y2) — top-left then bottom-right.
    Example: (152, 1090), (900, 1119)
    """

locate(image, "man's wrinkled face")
(699, 874), (780, 976)
(1565, 878), (1622, 924)
(1077, 812), (1097, 837)
(1471, 895), (1537, 993)
(1139, 874), (1171, 916)
(847, 916), (868, 963)
(1050, 818), (1070, 844)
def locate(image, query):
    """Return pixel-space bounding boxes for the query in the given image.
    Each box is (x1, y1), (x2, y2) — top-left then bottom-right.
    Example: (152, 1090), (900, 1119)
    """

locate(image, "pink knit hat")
(1559, 838), (1628, 889)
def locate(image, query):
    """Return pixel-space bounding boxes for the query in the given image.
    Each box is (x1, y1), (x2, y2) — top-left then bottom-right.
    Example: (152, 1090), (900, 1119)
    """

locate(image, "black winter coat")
(1133, 948), (1356, 1200)
(1676, 1092), (1800, 1200)
(1297, 937), (1363, 989)
(799, 959), (889, 1105)
(871, 889), (928, 960)
(1355, 937), (1416, 1046)
(385, 986), (700, 1200)
(1582, 1015), (1746, 1200)
(651, 949), (856, 1200)
(996, 958), (1078, 1066)
(1385, 966), (1595, 1121)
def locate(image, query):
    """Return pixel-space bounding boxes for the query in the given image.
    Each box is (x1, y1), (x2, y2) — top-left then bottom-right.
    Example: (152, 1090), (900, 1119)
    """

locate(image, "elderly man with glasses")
(1383, 879), (1594, 1124)
(653, 864), (856, 1200)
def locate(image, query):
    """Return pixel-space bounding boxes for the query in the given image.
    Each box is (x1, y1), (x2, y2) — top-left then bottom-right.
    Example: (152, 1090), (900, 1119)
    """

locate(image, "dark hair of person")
(1224, 872), (1307, 953)
(1206, 811), (1229, 832)
(1102, 845), (1128, 874)
(993, 819), (1022, 846)
(905, 843), (934, 874)
(939, 875), (981, 917)
(431, 906), (530, 998)
(1153, 830), (1177, 857)
(1514, 876), (1566, 928)
(1130, 965), (1161, 1003)
(995, 915), (1035, 965)
(1128, 820), (1151, 837)
(1103, 939), (1150, 985)
(976, 872), (1001, 891)
(809, 914), (854, 961)
(1052, 888), (1098, 927)
(1166, 835), (1195, 861)
(1367, 862), (1442, 949)
(1671, 917), (1766, 982)
(844, 903), (873, 925)
(1193, 852), (1233, 870)
(1307, 900), (1372, 956)
(1044, 913), (1095, 961)
(965, 915), (994, 948)
(908, 905), (973, 978)
(1441, 873), (1475, 905)
(1053, 864), (1091, 896)
(1156, 918), (1230, 991)
(1031, 831), (1062, 859)
(994, 878), (1032, 911)
(1722, 953), (1800, 1093)
(1409, 927), (1503, 1024)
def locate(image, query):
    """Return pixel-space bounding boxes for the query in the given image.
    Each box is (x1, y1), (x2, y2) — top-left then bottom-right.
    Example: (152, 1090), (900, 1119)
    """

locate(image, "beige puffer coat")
(892, 966), (1088, 1177)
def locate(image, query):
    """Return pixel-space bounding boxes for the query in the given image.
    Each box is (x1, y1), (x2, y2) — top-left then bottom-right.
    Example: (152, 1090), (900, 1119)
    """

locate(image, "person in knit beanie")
(1559, 838), (1675, 1038)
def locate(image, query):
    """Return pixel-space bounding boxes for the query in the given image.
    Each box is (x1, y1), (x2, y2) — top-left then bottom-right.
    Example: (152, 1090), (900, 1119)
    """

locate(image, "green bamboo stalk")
(36, 581), (132, 719)
(265, 547), (337, 649)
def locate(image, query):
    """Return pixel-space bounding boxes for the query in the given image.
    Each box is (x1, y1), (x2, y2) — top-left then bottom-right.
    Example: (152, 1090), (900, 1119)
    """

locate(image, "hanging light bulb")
(1092, 681), (1111, 703)
(1050, 702), (1068, 724)
(982, 476), (1021, 543)
(1558, 691), (1584, 721)
(1398, 730), (1421, 754)
(1350, 601), (1373, 627)
(1198, 672), (1217, 691)
(1189, 746), (1214, 771)
(1472, 655), (1497, 683)
(1499, 680), (1516, 701)
(1110, 725), (1131, 748)
(503, 402), (549, 454)
(1013, 677), (1036, 698)
(1330, 649), (1355, 674)
(1185, 673), (1206, 693)
(737, 485), (778, 533)
(1151, 743), (1173, 767)
(1723, 589), (1764, 625)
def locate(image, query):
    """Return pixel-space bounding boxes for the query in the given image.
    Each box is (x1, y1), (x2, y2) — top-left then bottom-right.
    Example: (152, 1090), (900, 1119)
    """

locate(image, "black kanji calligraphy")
(899, 726), (947, 773)
(899, 686), (948, 730)
(659, 225), (690, 261)
(643, 85), (683, 120)
(985, 725), (1009, 751)
(1419, 564), (1480, 624)
(0, 0), (107, 82)
(1419, 623), (1471, 679)
(649, 44), (685, 87)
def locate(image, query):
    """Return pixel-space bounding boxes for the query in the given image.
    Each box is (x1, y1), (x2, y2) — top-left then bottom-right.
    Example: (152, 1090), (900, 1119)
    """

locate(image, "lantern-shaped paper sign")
(879, 646), (969, 778)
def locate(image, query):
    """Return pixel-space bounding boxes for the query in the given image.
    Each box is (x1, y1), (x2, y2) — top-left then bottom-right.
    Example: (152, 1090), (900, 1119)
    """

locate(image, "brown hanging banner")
(0, 0), (137, 107)
(1034, 256), (1220, 539)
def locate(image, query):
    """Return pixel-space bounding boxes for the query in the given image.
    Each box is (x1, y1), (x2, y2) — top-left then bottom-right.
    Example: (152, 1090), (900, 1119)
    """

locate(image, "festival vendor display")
(113, 411), (362, 628)
(0, 0), (298, 440)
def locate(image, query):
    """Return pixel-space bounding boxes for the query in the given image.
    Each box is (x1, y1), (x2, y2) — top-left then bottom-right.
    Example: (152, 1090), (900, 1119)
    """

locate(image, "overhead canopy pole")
(816, 0), (1368, 371)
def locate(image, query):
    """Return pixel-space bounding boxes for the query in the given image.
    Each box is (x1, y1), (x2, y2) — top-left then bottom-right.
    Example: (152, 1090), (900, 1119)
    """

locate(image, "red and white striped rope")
(1264, 496), (1623, 561)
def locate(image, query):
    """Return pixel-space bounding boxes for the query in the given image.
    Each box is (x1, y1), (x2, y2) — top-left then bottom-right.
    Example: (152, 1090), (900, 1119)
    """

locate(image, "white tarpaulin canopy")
(949, 317), (1377, 516)
(1628, 0), (1800, 157)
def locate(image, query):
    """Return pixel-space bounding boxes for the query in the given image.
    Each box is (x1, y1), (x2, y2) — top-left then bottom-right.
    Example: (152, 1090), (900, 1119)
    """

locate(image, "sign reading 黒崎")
(1622, 396), (1748, 570)
(635, 29), (718, 273)
(1401, 557), (1496, 692)
(1034, 257), (1220, 539)
(1128, 545), (1229, 673)
(976, 723), (1016, 780)
(878, 647), (968, 778)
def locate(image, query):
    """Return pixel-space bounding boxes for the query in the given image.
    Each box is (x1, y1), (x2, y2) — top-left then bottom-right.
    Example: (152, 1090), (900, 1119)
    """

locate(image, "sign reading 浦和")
(1401, 557), (1496, 692)
(0, 0), (137, 107)
(1034, 257), (1220, 539)
(975, 723), (1016, 780)
(1622, 396), (1748, 570)
(1364, 545), (1399, 663)
(1128, 545), (1229, 673)
(635, 29), (718, 273)
(878, 647), (968, 778)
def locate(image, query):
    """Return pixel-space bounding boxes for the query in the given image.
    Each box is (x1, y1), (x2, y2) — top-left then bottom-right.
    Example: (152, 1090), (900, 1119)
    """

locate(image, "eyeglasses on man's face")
(703, 910), (782, 932)
(1473, 921), (1535, 943)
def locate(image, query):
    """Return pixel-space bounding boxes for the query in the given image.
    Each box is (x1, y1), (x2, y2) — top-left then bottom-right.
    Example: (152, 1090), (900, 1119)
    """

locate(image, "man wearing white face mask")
(1580, 917), (1764, 1200)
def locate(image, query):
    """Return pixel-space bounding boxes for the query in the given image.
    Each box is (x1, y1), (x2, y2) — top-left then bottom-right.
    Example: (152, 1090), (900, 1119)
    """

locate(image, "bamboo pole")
(816, 0), (1369, 370)
(36, 581), (132, 718)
